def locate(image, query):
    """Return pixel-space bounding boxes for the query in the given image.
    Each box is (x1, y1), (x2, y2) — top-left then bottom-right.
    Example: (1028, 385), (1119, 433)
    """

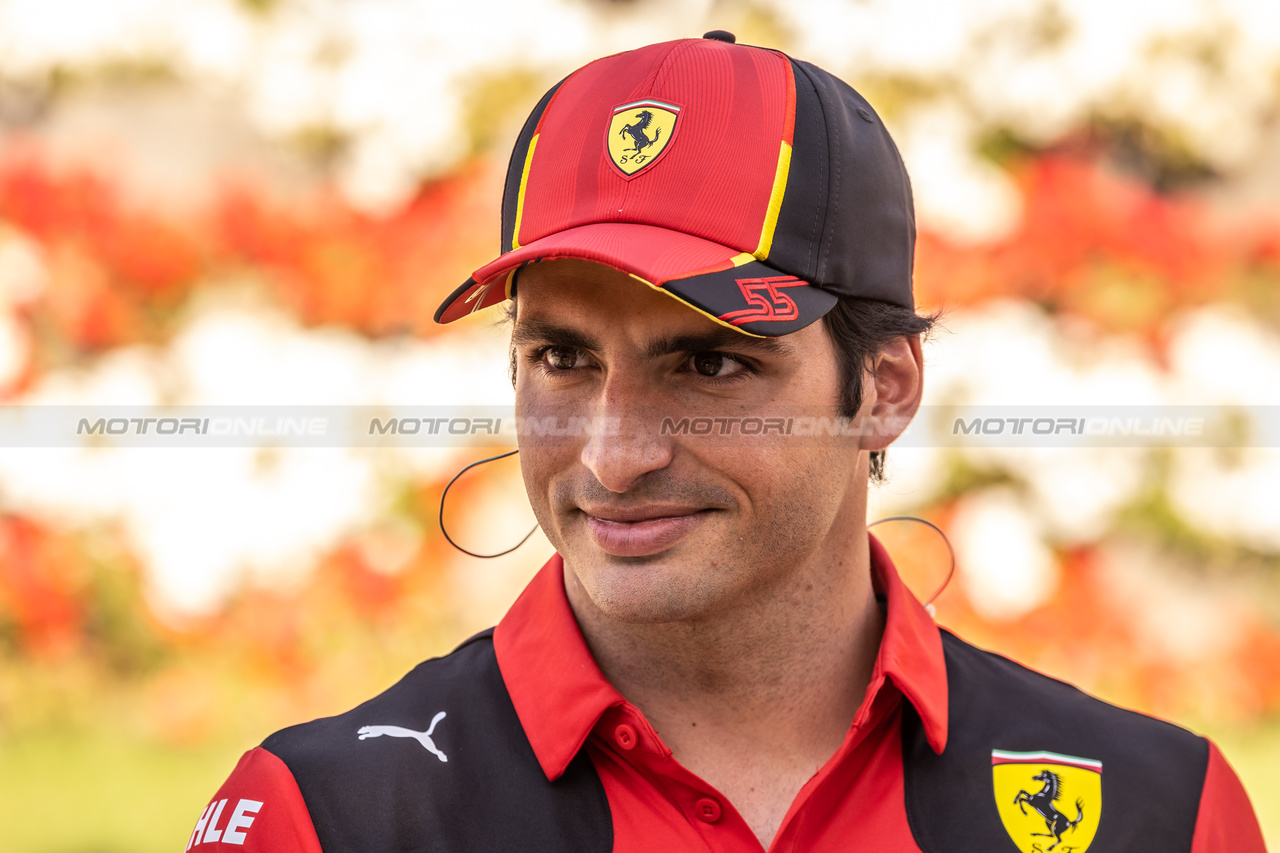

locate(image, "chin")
(567, 546), (735, 624)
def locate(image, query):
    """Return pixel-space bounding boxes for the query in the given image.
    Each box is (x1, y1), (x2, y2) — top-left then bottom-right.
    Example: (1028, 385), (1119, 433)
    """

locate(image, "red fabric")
(471, 222), (742, 294)
(493, 535), (950, 852)
(516, 39), (792, 257)
(440, 39), (803, 326)
(186, 748), (322, 853)
(1190, 740), (1267, 853)
(780, 60), (797, 147)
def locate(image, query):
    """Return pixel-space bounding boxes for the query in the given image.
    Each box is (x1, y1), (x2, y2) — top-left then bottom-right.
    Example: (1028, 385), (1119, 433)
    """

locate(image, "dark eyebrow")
(510, 319), (601, 351)
(511, 318), (795, 359)
(644, 330), (794, 360)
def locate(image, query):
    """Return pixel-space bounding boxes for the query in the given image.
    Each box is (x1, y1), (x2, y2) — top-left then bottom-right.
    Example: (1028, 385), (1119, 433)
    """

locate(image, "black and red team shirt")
(189, 538), (1266, 852)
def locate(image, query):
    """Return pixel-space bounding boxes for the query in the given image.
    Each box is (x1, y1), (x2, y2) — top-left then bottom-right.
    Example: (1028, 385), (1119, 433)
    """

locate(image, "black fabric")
(500, 79), (567, 254)
(772, 59), (915, 309)
(663, 259), (837, 335)
(261, 618), (1210, 852)
(262, 629), (613, 853)
(803, 59), (916, 308)
(903, 630), (1208, 853)
(767, 58), (829, 289)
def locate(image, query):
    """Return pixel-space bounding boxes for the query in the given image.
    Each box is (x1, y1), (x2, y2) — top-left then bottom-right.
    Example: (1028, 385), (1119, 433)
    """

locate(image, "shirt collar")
(494, 537), (948, 782)
(494, 553), (625, 780)
(866, 532), (949, 754)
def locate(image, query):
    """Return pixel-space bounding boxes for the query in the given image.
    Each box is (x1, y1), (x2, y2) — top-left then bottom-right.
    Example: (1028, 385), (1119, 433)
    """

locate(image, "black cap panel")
(765, 59), (829, 288)
(794, 59), (915, 309)
(663, 260), (838, 337)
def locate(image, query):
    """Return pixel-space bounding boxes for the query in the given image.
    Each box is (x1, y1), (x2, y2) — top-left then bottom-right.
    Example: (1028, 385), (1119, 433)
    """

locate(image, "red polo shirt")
(495, 537), (1262, 852)
(191, 538), (1264, 852)
(494, 536), (948, 852)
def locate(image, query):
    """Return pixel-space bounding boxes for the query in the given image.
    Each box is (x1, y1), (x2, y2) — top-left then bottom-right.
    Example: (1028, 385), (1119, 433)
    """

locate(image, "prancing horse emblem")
(619, 111), (661, 161)
(992, 750), (1102, 853)
(358, 711), (448, 762)
(607, 99), (680, 177)
(1014, 770), (1084, 851)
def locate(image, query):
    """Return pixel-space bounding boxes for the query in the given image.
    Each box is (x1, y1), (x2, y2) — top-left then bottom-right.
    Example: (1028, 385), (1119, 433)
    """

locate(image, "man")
(189, 33), (1265, 852)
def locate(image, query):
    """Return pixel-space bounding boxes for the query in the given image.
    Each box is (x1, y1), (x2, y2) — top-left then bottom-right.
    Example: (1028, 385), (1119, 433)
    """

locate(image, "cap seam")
(443, 39), (917, 331)
(822, 80), (841, 285)
(650, 38), (699, 92)
(791, 61), (828, 281)
(893, 136), (918, 291)
(612, 40), (690, 216)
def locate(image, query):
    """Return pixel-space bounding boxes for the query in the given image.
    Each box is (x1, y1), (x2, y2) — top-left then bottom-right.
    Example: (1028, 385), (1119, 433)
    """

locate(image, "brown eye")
(545, 347), (581, 370)
(692, 352), (733, 377)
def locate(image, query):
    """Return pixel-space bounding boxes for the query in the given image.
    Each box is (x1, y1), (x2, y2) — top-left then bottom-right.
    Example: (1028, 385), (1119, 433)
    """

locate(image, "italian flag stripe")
(991, 749), (1103, 772)
(615, 99), (681, 112)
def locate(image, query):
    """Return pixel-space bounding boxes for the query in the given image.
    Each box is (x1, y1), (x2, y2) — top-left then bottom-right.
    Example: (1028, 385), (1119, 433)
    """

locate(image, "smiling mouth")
(582, 508), (712, 557)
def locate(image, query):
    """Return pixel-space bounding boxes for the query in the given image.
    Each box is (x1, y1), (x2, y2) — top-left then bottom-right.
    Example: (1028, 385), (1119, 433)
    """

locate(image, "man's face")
(512, 259), (871, 624)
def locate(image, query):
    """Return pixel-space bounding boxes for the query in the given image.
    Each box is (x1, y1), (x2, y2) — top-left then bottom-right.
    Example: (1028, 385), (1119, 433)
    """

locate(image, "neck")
(562, 472), (885, 848)
(564, 509), (884, 770)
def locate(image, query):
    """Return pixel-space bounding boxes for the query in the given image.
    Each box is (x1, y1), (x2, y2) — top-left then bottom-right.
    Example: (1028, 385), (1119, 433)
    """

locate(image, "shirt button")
(695, 797), (722, 823)
(614, 723), (638, 750)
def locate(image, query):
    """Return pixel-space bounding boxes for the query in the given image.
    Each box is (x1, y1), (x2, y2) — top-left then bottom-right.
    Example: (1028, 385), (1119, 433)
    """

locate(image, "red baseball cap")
(435, 31), (916, 337)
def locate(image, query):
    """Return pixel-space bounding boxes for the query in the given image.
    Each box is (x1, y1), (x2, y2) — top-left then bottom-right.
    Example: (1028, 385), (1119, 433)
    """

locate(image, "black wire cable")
(438, 449), (539, 559)
(868, 515), (956, 609)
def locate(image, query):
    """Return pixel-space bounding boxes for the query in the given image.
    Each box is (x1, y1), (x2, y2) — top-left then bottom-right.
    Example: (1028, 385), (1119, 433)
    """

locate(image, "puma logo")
(357, 711), (448, 762)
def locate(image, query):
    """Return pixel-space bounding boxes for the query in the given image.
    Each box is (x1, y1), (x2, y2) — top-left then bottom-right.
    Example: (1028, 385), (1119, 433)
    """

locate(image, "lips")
(582, 507), (710, 557)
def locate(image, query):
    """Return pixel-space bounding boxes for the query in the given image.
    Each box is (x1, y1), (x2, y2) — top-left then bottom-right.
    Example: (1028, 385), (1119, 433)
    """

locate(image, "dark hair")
(820, 298), (939, 483)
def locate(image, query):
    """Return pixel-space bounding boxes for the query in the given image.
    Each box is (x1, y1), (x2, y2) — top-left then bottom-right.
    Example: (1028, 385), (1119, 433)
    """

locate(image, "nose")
(579, 373), (673, 493)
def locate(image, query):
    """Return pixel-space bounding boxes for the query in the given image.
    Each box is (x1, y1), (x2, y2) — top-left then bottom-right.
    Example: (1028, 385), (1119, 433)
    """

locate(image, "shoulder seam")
(939, 629), (1199, 740)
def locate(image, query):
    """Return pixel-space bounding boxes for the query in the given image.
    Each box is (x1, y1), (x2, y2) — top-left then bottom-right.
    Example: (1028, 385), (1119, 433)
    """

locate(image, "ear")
(858, 336), (924, 451)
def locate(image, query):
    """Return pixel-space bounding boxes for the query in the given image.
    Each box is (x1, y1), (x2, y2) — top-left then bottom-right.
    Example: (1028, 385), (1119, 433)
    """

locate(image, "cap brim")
(434, 222), (837, 337)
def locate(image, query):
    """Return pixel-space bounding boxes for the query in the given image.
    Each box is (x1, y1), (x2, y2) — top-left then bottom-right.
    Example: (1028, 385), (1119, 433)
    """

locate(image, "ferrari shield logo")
(992, 750), (1102, 853)
(607, 99), (680, 177)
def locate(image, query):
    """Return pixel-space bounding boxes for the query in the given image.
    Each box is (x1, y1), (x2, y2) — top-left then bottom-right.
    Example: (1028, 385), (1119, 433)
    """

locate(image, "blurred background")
(0, 0), (1277, 849)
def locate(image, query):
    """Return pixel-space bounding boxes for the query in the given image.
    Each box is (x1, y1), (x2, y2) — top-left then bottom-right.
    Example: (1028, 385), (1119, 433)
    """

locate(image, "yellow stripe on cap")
(753, 141), (791, 260)
(511, 134), (539, 251)
(627, 273), (766, 338)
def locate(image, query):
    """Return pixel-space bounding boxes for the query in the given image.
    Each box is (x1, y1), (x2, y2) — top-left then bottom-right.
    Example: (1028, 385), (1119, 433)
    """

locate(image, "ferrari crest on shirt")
(992, 750), (1102, 853)
(607, 100), (680, 176)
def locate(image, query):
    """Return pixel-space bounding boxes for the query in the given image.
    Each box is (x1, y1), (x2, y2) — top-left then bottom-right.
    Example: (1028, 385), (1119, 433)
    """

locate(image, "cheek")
(515, 393), (583, 542)
(724, 441), (857, 542)
(517, 449), (554, 537)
